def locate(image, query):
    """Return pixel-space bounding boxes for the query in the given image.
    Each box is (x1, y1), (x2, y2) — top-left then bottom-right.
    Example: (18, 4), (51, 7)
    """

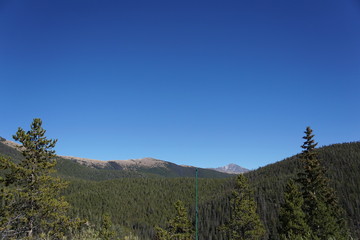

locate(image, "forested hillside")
(65, 177), (234, 239)
(62, 142), (360, 239)
(246, 142), (360, 239)
(1, 138), (359, 239)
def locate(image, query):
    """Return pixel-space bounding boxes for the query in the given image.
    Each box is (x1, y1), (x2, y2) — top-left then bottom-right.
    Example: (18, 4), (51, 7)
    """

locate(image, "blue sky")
(1, 0), (359, 169)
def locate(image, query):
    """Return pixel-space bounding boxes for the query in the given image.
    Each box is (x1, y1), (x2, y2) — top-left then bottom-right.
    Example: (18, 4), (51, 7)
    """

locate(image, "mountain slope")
(245, 142), (360, 239)
(2, 137), (359, 239)
(62, 142), (360, 239)
(0, 137), (231, 179)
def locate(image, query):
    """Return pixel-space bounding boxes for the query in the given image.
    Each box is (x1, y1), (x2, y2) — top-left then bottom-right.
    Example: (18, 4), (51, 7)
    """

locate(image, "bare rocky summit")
(63, 156), (167, 170)
(0, 136), (233, 177)
(211, 163), (249, 174)
(0, 137), (165, 170)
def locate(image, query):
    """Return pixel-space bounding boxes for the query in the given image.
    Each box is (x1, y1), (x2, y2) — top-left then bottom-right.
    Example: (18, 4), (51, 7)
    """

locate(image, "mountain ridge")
(0, 137), (231, 179)
(0, 137), (247, 175)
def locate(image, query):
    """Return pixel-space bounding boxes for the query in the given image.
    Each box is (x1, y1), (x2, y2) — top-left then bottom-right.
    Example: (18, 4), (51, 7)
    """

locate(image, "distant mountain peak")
(109, 157), (167, 169)
(211, 163), (249, 174)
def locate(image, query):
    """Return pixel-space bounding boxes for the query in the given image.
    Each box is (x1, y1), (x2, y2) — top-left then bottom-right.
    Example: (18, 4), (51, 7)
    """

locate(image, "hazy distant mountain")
(212, 163), (249, 174)
(0, 137), (231, 179)
(61, 155), (166, 170)
(59, 156), (232, 178)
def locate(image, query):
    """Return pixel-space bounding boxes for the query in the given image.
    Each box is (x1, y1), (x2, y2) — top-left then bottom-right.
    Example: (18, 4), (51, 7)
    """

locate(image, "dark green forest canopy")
(1, 139), (359, 239)
(245, 142), (360, 239)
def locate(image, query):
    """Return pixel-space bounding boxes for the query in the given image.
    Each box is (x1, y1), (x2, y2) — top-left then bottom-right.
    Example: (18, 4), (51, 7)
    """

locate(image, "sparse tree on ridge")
(0, 118), (81, 239)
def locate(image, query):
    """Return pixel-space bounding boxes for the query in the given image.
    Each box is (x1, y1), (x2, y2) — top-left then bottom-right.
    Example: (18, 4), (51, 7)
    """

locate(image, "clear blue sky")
(1, 0), (359, 169)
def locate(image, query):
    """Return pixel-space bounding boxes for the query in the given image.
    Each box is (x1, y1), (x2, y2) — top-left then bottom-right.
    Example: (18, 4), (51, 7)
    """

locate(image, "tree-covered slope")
(65, 177), (234, 239)
(64, 142), (360, 239)
(245, 142), (360, 239)
(0, 137), (23, 163)
(58, 142), (360, 239)
(2, 137), (359, 239)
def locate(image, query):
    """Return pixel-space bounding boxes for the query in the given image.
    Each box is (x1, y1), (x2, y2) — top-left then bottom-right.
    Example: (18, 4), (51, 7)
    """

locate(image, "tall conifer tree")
(278, 179), (311, 240)
(296, 127), (350, 239)
(0, 118), (80, 239)
(222, 174), (265, 240)
(155, 200), (194, 240)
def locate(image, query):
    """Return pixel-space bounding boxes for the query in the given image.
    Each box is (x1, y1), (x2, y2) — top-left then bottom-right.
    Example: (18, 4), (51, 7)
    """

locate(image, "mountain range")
(0, 137), (243, 178)
(1, 136), (359, 239)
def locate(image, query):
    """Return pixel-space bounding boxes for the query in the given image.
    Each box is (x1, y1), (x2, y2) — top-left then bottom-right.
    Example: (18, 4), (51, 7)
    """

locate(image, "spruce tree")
(297, 127), (350, 239)
(222, 174), (265, 240)
(98, 213), (116, 240)
(155, 200), (194, 240)
(278, 179), (311, 240)
(0, 118), (80, 239)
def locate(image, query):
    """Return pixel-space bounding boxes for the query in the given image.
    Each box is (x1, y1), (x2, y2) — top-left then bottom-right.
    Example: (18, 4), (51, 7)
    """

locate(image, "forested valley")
(0, 120), (359, 239)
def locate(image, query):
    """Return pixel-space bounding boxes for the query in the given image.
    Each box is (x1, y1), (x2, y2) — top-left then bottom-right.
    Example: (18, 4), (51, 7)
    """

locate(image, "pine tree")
(98, 213), (116, 240)
(297, 127), (350, 239)
(278, 179), (311, 240)
(0, 118), (80, 239)
(222, 174), (265, 240)
(155, 200), (194, 240)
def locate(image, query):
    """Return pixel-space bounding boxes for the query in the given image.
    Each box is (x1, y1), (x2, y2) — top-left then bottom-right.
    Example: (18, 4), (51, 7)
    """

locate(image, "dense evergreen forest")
(1, 137), (359, 239)
(246, 142), (360, 239)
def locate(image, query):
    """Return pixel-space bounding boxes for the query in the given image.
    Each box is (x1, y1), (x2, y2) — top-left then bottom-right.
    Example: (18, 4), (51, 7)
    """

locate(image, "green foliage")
(99, 213), (116, 240)
(222, 175), (265, 240)
(278, 179), (311, 239)
(73, 227), (100, 240)
(155, 200), (194, 240)
(124, 232), (140, 240)
(246, 141), (360, 239)
(297, 127), (350, 239)
(0, 119), (81, 239)
(63, 177), (233, 239)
